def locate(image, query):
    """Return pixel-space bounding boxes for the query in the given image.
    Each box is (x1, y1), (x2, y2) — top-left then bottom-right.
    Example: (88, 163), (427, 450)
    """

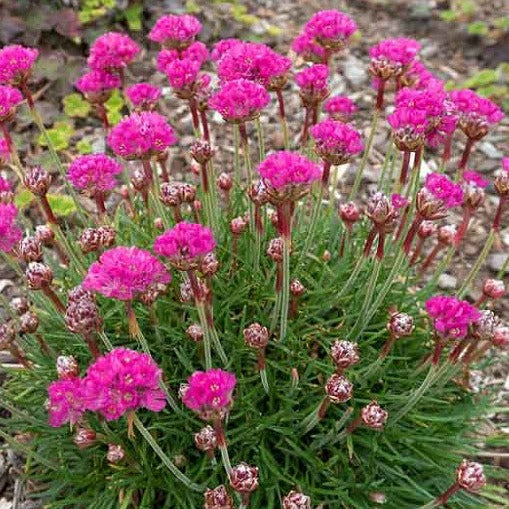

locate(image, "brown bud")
(493, 326), (509, 348)
(387, 312), (414, 338)
(290, 279), (305, 297)
(248, 181), (268, 206)
(180, 281), (194, 302)
(68, 285), (94, 304)
(229, 463), (259, 494)
(217, 172), (233, 192)
(24, 166), (51, 196)
(437, 224), (457, 245)
(131, 168), (150, 192)
(482, 278), (505, 300)
(339, 201), (361, 226)
(19, 311), (39, 334)
(106, 444), (125, 464)
(190, 140), (215, 164)
(25, 262), (53, 289)
(194, 425), (217, 452)
(455, 460), (486, 492)
(331, 340), (359, 369)
(361, 401), (388, 430)
(494, 172), (509, 198)
(200, 252), (219, 277)
(79, 228), (103, 254)
(56, 355), (79, 379)
(325, 373), (353, 403)
(267, 237), (284, 262)
(463, 184), (485, 210)
(417, 220), (436, 239)
(65, 299), (102, 335)
(186, 323), (204, 342)
(73, 428), (97, 449)
(10, 296), (30, 315)
(243, 323), (269, 349)
(204, 485), (234, 509)
(18, 236), (43, 262)
(35, 225), (55, 244)
(0, 323), (16, 349)
(230, 216), (247, 235)
(282, 490), (312, 509)
(366, 192), (394, 225)
(98, 226), (116, 247)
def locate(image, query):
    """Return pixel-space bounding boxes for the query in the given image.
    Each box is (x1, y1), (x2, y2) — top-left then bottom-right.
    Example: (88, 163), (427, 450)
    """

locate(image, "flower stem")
(280, 234), (291, 342)
(255, 117), (265, 162)
(298, 183), (324, 267)
(276, 90), (289, 149)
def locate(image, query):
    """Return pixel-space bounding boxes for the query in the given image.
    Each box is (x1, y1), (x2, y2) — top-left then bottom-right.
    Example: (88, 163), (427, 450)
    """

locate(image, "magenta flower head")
(310, 118), (363, 165)
(82, 348), (166, 420)
(125, 83), (161, 111)
(323, 95), (358, 121)
(0, 85), (23, 122)
(387, 107), (428, 152)
(0, 203), (22, 253)
(0, 175), (12, 203)
(391, 193), (409, 210)
(0, 45), (38, 86)
(149, 14), (202, 49)
(291, 33), (327, 63)
(68, 154), (122, 196)
(303, 10), (357, 51)
(156, 41), (209, 72)
(211, 39), (242, 62)
(107, 111), (177, 160)
(450, 89), (504, 141)
(154, 221), (216, 270)
(182, 368), (236, 420)
(164, 57), (203, 98)
(47, 377), (85, 428)
(87, 32), (140, 73)
(75, 70), (121, 103)
(258, 151), (322, 204)
(209, 79), (270, 124)
(0, 138), (10, 167)
(425, 173), (464, 208)
(401, 60), (436, 89)
(425, 295), (480, 340)
(82, 246), (171, 301)
(295, 64), (330, 107)
(369, 38), (421, 81)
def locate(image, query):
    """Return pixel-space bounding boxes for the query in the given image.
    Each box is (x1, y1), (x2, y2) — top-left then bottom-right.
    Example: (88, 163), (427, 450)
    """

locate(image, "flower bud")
(229, 463), (259, 494)
(366, 192), (394, 225)
(68, 285), (94, 304)
(19, 311), (39, 334)
(494, 172), (509, 198)
(178, 383), (189, 400)
(154, 217), (164, 230)
(180, 281), (194, 302)
(267, 237), (284, 262)
(243, 323), (269, 349)
(290, 279), (305, 297)
(194, 425), (217, 452)
(200, 252), (219, 277)
(131, 168), (150, 192)
(493, 326), (509, 348)
(463, 185), (485, 210)
(361, 400), (388, 430)
(18, 236), (43, 262)
(186, 323), (204, 342)
(331, 340), (360, 369)
(339, 201), (360, 227)
(10, 296), (30, 315)
(282, 490), (312, 509)
(322, 249), (331, 262)
(325, 373), (353, 403)
(217, 172), (233, 192)
(204, 485), (234, 509)
(482, 278), (505, 300)
(473, 310), (499, 341)
(107, 444), (125, 464)
(98, 225), (116, 247)
(190, 140), (215, 164)
(73, 428), (97, 449)
(35, 224), (54, 244)
(230, 216), (247, 235)
(24, 166), (51, 196)
(56, 355), (79, 379)
(65, 299), (102, 335)
(437, 224), (457, 245)
(455, 460), (486, 492)
(0, 323), (16, 348)
(79, 228), (103, 254)
(160, 182), (181, 207)
(139, 283), (167, 306)
(178, 183), (197, 203)
(25, 262), (53, 289)
(248, 181), (268, 206)
(387, 311), (414, 338)
(369, 492), (387, 504)
(120, 185), (130, 199)
(417, 220), (436, 239)
(193, 199), (202, 211)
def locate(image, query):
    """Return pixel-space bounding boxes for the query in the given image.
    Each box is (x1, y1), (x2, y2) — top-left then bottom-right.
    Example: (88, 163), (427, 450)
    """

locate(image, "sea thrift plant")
(1, 9), (506, 509)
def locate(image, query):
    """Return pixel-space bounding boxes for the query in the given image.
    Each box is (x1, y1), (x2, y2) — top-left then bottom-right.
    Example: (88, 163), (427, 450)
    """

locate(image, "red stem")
(39, 195), (59, 225)
(189, 99), (200, 132)
(454, 208), (472, 246)
(346, 416), (362, 434)
(322, 160), (332, 188)
(442, 133), (453, 165)
(142, 160), (153, 183)
(434, 483), (460, 506)
(395, 206), (409, 241)
(493, 198), (506, 232)
(199, 110), (210, 142)
(20, 81), (35, 109)
(94, 193), (107, 217)
(403, 216), (423, 254)
(275, 262), (283, 292)
(159, 159), (170, 183)
(42, 285), (65, 313)
(380, 334), (396, 359)
(431, 337), (444, 365)
(409, 236), (425, 265)
(200, 162), (209, 193)
(363, 226), (377, 257)
(399, 150), (411, 185)
(1, 123), (12, 152)
(301, 108), (311, 145)
(420, 243), (443, 274)
(376, 80), (386, 111)
(276, 89), (286, 120)
(317, 397), (330, 420)
(459, 138), (475, 172)
(376, 229), (385, 260)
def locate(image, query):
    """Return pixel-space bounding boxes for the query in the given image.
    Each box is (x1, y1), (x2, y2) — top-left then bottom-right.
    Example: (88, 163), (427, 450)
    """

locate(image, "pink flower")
(463, 170), (489, 189)
(149, 14), (202, 48)
(209, 79), (270, 123)
(310, 118), (363, 164)
(216, 41), (291, 90)
(388, 107), (428, 151)
(82, 348), (166, 420)
(87, 32), (140, 72)
(0, 138), (10, 165)
(82, 246), (171, 301)
(154, 222), (216, 269)
(503, 157), (509, 173)
(391, 193), (409, 209)
(425, 295), (480, 340)
(0, 45), (39, 85)
(0, 85), (23, 121)
(125, 83), (161, 110)
(0, 203), (22, 252)
(295, 64), (329, 94)
(258, 151), (322, 190)
(165, 57), (201, 90)
(47, 378), (86, 427)
(425, 173), (463, 208)
(107, 111), (177, 159)
(75, 70), (121, 96)
(291, 33), (327, 63)
(182, 368), (236, 417)
(323, 95), (358, 120)
(303, 10), (357, 49)
(369, 38), (421, 80)
(402, 61), (437, 89)
(156, 42), (209, 72)
(0, 176), (10, 193)
(67, 154), (123, 194)
(211, 38), (242, 62)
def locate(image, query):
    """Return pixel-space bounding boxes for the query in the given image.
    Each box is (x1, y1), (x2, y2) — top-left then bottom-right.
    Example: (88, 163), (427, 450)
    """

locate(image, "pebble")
(438, 273), (457, 290)
(342, 55), (368, 87)
(488, 253), (509, 274)
(479, 141), (503, 160)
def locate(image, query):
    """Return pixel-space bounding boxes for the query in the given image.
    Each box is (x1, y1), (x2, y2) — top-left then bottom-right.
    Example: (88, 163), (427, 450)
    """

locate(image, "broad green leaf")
(37, 121), (75, 152)
(439, 10), (457, 22)
(105, 89), (125, 125)
(47, 194), (77, 217)
(463, 69), (498, 88)
(467, 21), (489, 36)
(63, 93), (91, 118)
(15, 189), (34, 209)
(124, 3), (143, 31)
(76, 139), (93, 154)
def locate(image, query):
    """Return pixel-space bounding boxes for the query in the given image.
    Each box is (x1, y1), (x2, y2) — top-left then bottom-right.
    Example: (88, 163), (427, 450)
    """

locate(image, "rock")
(0, 279), (12, 293)
(479, 141), (503, 159)
(438, 273), (457, 290)
(488, 253), (509, 274)
(0, 499), (11, 509)
(342, 55), (368, 87)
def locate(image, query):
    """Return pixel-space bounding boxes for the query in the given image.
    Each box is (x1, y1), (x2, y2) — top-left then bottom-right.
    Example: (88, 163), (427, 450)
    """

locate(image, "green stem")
(233, 125), (241, 187)
(255, 117), (265, 162)
(497, 252), (509, 279)
(378, 142), (394, 192)
(196, 302), (213, 370)
(349, 109), (380, 200)
(336, 255), (365, 300)
(208, 320), (228, 366)
(259, 367), (269, 394)
(298, 183), (324, 267)
(133, 415), (203, 492)
(280, 235), (291, 342)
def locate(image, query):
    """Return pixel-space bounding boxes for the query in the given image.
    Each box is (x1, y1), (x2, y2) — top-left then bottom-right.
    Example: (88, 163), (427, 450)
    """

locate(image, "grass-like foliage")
(0, 9), (507, 509)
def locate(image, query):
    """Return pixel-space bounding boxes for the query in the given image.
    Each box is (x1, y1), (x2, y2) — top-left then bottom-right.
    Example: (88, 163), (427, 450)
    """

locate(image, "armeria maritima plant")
(0, 8), (507, 509)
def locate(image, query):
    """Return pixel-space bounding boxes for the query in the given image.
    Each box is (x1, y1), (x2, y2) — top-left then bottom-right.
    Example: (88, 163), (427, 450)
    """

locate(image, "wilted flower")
(331, 339), (360, 370)
(455, 460), (486, 492)
(243, 323), (269, 349)
(361, 400), (388, 430)
(282, 490), (312, 509)
(229, 462), (259, 494)
(204, 485), (234, 509)
(325, 373), (353, 403)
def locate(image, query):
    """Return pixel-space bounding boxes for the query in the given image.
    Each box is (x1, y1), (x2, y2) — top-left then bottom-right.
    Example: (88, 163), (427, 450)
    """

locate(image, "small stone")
(488, 253), (509, 274)
(438, 273), (457, 290)
(479, 141), (502, 159)
(342, 55), (368, 87)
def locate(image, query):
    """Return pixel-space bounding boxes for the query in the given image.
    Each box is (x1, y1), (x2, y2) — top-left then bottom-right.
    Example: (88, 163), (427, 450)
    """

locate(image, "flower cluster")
(369, 38), (421, 80)
(125, 83), (161, 110)
(82, 246), (171, 301)
(303, 10), (357, 50)
(291, 33), (326, 63)
(47, 377), (86, 427)
(149, 14), (202, 48)
(425, 296), (480, 340)
(156, 42), (209, 73)
(323, 95), (358, 121)
(107, 111), (177, 159)
(387, 107), (429, 152)
(75, 70), (121, 98)
(67, 154), (123, 194)
(87, 32), (140, 72)
(424, 173), (464, 208)
(0, 203), (22, 253)
(295, 64), (329, 106)
(0, 45), (39, 85)
(0, 85), (23, 121)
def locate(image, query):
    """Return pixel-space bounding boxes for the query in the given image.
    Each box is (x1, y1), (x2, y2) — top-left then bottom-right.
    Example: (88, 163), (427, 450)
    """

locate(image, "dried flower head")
(204, 485), (234, 509)
(24, 166), (51, 196)
(18, 235), (43, 262)
(56, 355), (79, 379)
(455, 460), (486, 492)
(282, 490), (312, 509)
(25, 262), (53, 289)
(229, 463), (259, 494)
(194, 425), (217, 452)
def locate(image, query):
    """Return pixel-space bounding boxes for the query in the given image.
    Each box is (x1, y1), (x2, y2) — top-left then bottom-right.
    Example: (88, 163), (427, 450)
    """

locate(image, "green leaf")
(467, 21), (489, 36)
(439, 10), (457, 22)
(63, 93), (91, 118)
(46, 194), (77, 217)
(15, 189), (34, 209)
(494, 16), (509, 30)
(37, 121), (75, 152)
(185, 0), (201, 13)
(104, 89), (125, 125)
(124, 3), (143, 31)
(76, 139), (93, 154)
(463, 69), (498, 88)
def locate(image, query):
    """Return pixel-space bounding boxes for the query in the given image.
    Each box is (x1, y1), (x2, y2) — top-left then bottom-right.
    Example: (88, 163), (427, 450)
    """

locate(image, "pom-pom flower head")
(149, 14), (202, 49)
(369, 38), (421, 80)
(0, 85), (23, 122)
(75, 70), (121, 103)
(291, 33), (327, 63)
(125, 83), (161, 111)
(182, 368), (236, 420)
(154, 221), (216, 270)
(323, 95), (358, 121)
(424, 173), (464, 209)
(295, 64), (330, 107)
(387, 107), (428, 152)
(0, 45), (38, 86)
(156, 42), (209, 73)
(209, 79), (270, 123)
(87, 32), (140, 73)
(47, 378), (85, 428)
(0, 203), (22, 253)
(82, 246), (171, 301)
(67, 154), (122, 195)
(303, 10), (357, 51)
(107, 111), (177, 160)
(164, 57), (202, 98)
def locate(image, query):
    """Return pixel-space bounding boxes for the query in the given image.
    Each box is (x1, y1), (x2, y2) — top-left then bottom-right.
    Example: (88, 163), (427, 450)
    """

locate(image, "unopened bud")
(493, 326), (509, 348)
(282, 490), (311, 509)
(73, 428), (97, 449)
(482, 279), (505, 300)
(339, 201), (360, 226)
(107, 443), (125, 464)
(186, 323), (204, 342)
(19, 311), (39, 333)
(290, 279), (305, 297)
(25, 262), (53, 289)
(387, 312), (414, 338)
(230, 216), (247, 235)
(35, 224), (54, 244)
(325, 373), (353, 403)
(24, 166), (51, 196)
(417, 220), (436, 239)
(194, 425), (217, 452)
(455, 460), (486, 492)
(204, 485), (234, 509)
(200, 252), (219, 277)
(267, 237), (284, 262)
(154, 217), (164, 230)
(331, 340), (359, 369)
(10, 296), (30, 315)
(243, 323), (269, 349)
(18, 236), (43, 262)
(437, 224), (457, 245)
(56, 355), (79, 379)
(322, 250), (331, 262)
(190, 140), (215, 164)
(229, 463), (259, 494)
(217, 172), (233, 192)
(360, 400), (388, 430)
